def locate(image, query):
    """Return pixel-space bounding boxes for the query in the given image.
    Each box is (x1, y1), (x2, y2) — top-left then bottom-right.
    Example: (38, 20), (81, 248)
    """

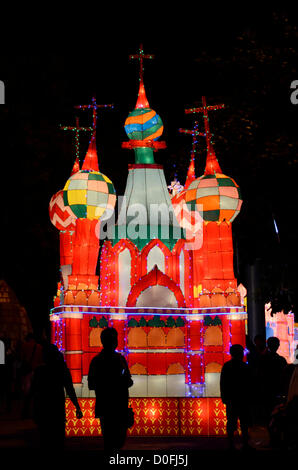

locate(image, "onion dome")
(49, 157), (80, 230)
(184, 147), (242, 223)
(124, 80), (163, 142)
(122, 78), (166, 165)
(49, 190), (76, 231)
(63, 134), (116, 220)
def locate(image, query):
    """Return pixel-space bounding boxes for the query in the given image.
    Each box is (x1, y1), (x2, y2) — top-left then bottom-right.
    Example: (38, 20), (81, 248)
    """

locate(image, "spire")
(130, 44), (153, 110)
(82, 132), (99, 172)
(204, 143), (222, 175)
(135, 78), (150, 109)
(70, 156), (80, 175)
(179, 121), (203, 188)
(75, 97), (114, 172)
(185, 153), (196, 188)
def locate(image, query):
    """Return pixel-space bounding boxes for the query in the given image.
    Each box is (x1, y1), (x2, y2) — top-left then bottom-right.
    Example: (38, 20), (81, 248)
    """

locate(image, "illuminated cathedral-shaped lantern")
(49, 48), (248, 438)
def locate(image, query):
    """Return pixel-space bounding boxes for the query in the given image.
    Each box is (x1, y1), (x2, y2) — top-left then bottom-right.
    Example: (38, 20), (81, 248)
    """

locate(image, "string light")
(60, 117), (93, 162)
(185, 98), (225, 155)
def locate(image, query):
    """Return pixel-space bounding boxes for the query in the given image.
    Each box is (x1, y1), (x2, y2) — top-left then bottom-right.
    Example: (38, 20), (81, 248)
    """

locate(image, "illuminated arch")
(203, 326), (223, 346)
(205, 362), (222, 373)
(173, 239), (194, 307)
(126, 265), (186, 308)
(167, 363), (185, 374)
(112, 238), (140, 285)
(141, 240), (173, 277)
(148, 328), (166, 346)
(64, 290), (75, 305)
(74, 291), (87, 305)
(130, 363), (147, 375)
(89, 328), (103, 347)
(166, 328), (185, 347)
(127, 328), (147, 348)
(88, 291), (100, 306)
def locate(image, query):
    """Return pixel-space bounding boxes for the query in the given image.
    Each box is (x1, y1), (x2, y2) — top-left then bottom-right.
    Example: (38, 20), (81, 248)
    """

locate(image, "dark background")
(1, 8), (298, 334)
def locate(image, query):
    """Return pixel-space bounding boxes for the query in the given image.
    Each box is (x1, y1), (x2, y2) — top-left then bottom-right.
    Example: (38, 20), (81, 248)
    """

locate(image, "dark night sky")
(1, 8), (298, 333)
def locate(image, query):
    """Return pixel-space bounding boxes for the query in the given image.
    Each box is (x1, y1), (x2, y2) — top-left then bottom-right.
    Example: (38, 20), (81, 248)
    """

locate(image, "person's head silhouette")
(230, 344), (244, 361)
(101, 327), (118, 352)
(267, 336), (280, 353)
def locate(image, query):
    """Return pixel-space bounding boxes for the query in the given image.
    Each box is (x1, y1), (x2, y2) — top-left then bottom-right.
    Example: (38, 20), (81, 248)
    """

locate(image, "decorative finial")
(179, 120), (204, 188)
(75, 97), (114, 171)
(185, 96), (225, 175)
(122, 48), (166, 161)
(129, 44), (154, 84)
(75, 97), (114, 135)
(60, 116), (93, 164)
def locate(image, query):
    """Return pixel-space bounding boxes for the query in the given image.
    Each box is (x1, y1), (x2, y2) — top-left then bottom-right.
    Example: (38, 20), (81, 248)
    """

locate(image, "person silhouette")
(269, 352), (298, 450)
(220, 344), (252, 450)
(32, 343), (82, 449)
(20, 333), (43, 418)
(284, 359), (298, 449)
(247, 334), (268, 425)
(263, 337), (287, 421)
(88, 327), (133, 452)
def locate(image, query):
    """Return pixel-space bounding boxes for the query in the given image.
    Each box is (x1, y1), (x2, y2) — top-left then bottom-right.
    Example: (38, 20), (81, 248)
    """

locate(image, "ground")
(0, 399), (282, 463)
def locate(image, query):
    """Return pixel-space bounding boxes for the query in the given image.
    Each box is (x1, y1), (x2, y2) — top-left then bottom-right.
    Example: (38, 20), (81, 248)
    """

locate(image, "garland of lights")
(60, 117), (93, 162)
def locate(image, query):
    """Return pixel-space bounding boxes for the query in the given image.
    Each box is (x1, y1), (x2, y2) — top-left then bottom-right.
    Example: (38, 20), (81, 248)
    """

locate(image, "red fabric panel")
(221, 251), (234, 279)
(204, 352), (225, 366)
(219, 223), (233, 251)
(147, 353), (167, 375)
(206, 222), (221, 252)
(166, 353), (185, 372)
(65, 398), (235, 436)
(128, 353), (148, 371)
(189, 355), (203, 383)
(60, 231), (73, 265)
(112, 320), (125, 350)
(188, 321), (203, 350)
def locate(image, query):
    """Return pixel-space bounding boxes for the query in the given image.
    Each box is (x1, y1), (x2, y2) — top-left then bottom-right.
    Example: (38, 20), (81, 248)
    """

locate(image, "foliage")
(204, 316), (222, 326)
(89, 316), (108, 328)
(128, 315), (186, 328)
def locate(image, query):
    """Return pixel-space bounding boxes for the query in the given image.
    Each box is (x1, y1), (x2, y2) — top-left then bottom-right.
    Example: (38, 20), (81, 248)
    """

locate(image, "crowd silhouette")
(220, 335), (298, 451)
(0, 330), (298, 452)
